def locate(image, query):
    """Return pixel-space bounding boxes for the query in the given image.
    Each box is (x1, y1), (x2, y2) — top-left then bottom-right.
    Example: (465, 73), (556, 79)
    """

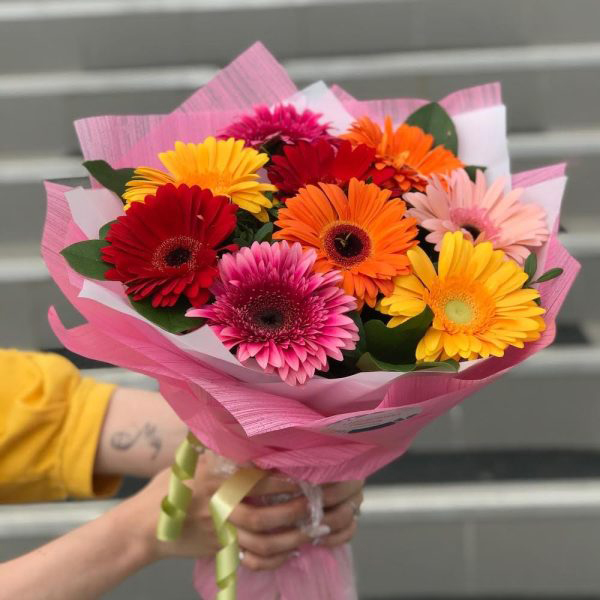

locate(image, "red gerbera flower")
(267, 139), (376, 198)
(219, 104), (332, 151)
(102, 184), (237, 308)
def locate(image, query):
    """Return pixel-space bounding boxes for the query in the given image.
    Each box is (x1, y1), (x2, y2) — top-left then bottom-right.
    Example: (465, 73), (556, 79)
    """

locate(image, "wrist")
(107, 496), (161, 568)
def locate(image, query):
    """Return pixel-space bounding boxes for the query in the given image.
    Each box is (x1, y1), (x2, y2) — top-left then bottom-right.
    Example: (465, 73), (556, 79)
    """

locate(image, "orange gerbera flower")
(273, 178), (419, 308)
(342, 116), (463, 193)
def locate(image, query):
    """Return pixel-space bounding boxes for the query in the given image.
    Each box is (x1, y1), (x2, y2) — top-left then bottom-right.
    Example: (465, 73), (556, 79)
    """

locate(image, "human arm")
(92, 386), (187, 478)
(0, 454), (363, 598)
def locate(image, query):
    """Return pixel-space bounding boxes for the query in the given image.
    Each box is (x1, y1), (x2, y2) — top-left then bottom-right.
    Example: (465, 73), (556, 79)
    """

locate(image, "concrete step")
(1, 0), (599, 74)
(2, 43), (600, 154)
(2, 129), (599, 249)
(3, 480), (600, 598)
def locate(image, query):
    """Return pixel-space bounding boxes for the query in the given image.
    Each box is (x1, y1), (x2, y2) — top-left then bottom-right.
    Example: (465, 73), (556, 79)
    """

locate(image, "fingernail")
(314, 524), (331, 537)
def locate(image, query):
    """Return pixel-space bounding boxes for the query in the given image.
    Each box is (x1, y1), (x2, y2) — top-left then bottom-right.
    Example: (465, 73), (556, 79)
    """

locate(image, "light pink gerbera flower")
(405, 169), (549, 263)
(219, 104), (331, 151)
(188, 241), (359, 385)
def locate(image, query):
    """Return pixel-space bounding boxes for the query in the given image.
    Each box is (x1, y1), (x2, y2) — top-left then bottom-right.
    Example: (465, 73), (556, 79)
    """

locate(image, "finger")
(249, 476), (301, 499)
(322, 480), (364, 508)
(320, 518), (358, 548)
(237, 526), (311, 558)
(240, 549), (295, 571)
(230, 495), (309, 533)
(322, 492), (363, 533)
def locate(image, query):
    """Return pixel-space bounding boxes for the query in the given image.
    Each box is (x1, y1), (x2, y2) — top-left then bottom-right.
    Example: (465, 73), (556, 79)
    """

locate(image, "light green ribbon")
(156, 432), (267, 599)
(156, 431), (204, 542)
(210, 467), (267, 599)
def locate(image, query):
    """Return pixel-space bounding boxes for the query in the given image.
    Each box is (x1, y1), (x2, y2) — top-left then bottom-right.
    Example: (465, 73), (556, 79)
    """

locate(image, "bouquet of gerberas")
(43, 43), (579, 599)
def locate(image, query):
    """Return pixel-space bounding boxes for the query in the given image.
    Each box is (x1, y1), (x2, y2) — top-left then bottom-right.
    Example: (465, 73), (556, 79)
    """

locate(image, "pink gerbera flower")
(219, 104), (332, 151)
(405, 169), (549, 263)
(188, 241), (359, 385)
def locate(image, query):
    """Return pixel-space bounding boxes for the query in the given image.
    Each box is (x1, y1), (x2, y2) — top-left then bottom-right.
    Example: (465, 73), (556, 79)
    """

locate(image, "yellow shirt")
(0, 349), (120, 503)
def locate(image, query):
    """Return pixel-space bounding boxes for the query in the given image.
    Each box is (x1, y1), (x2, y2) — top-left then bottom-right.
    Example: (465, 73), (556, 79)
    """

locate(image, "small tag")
(321, 406), (421, 434)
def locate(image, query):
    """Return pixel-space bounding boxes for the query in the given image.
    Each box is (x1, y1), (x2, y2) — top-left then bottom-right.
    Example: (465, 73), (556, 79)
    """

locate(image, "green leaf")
(83, 160), (135, 200)
(405, 102), (458, 155)
(364, 306), (434, 364)
(99, 220), (117, 240)
(414, 359), (459, 372)
(357, 353), (459, 373)
(129, 297), (204, 334)
(339, 311), (367, 368)
(254, 222), (273, 243)
(60, 239), (111, 280)
(464, 165), (487, 182)
(533, 267), (564, 284)
(523, 252), (538, 284)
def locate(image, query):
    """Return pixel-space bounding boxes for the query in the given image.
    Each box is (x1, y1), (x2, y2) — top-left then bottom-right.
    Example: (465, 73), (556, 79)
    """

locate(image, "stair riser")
(1, 0), (600, 73)
(3, 500), (600, 598)
(3, 64), (600, 155)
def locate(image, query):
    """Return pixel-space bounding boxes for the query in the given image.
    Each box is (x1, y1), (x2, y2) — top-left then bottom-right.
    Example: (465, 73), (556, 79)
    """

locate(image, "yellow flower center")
(444, 299), (473, 324)
(178, 171), (234, 197)
(427, 277), (494, 334)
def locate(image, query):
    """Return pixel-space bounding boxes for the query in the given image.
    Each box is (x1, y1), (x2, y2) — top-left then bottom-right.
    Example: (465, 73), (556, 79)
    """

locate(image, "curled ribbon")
(156, 431), (204, 542)
(156, 432), (267, 599)
(211, 467), (267, 599)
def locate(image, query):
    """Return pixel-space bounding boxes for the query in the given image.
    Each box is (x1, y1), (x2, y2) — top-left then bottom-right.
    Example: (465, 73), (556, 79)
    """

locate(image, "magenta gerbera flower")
(188, 241), (359, 385)
(405, 169), (549, 264)
(219, 104), (332, 151)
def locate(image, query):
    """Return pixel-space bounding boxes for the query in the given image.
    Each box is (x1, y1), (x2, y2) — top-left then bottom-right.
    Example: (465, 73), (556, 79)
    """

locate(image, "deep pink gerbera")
(219, 104), (332, 151)
(267, 139), (376, 198)
(102, 184), (237, 308)
(188, 241), (359, 385)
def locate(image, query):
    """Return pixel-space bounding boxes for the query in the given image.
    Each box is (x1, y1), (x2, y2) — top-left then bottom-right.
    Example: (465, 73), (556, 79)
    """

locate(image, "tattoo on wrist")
(110, 423), (162, 459)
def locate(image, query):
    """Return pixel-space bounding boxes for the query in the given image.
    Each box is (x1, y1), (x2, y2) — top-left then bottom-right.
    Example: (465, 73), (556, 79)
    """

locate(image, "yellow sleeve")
(0, 349), (121, 503)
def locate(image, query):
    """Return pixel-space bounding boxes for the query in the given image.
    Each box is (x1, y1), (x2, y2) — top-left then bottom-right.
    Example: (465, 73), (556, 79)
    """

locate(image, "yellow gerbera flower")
(378, 231), (546, 362)
(123, 137), (276, 222)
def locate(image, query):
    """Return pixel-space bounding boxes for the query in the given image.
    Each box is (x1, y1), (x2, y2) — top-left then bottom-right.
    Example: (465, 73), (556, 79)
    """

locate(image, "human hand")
(230, 477), (365, 571)
(114, 452), (364, 571)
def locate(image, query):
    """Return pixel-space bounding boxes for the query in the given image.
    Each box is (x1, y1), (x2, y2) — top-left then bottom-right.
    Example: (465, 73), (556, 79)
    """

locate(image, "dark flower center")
(462, 224), (481, 239)
(324, 223), (371, 268)
(333, 233), (364, 258)
(256, 308), (284, 329)
(153, 235), (200, 271)
(165, 247), (192, 267)
(239, 284), (313, 341)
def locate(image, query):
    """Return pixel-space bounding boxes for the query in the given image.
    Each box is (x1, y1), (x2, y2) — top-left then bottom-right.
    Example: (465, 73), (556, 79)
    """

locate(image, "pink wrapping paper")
(46, 43), (580, 600)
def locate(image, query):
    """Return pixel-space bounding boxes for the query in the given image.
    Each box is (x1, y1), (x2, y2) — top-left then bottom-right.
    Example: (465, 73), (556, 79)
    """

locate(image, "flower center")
(235, 281), (320, 343)
(462, 224), (481, 239)
(444, 299), (474, 324)
(255, 307), (284, 329)
(427, 277), (495, 334)
(165, 247), (191, 267)
(153, 236), (200, 271)
(323, 222), (371, 268)
(182, 172), (233, 197)
(450, 208), (499, 242)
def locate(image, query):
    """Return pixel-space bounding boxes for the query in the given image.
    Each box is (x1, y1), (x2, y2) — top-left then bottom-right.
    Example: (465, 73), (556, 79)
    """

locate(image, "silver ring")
(238, 549), (246, 562)
(350, 501), (361, 518)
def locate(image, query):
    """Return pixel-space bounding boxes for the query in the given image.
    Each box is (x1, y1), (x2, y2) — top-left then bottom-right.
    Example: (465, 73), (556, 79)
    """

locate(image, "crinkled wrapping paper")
(44, 43), (579, 600)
